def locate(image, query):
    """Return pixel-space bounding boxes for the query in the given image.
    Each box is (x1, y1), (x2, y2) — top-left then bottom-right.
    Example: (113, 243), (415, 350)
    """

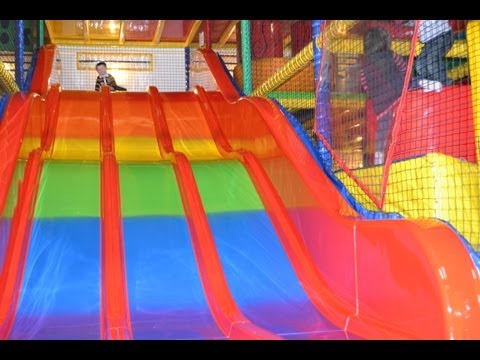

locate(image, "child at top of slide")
(94, 61), (126, 92)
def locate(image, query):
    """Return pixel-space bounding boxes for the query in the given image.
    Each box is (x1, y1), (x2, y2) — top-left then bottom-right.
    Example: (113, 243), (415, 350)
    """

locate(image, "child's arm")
(393, 53), (407, 73)
(111, 77), (118, 88)
(95, 77), (101, 91)
(360, 68), (368, 93)
(108, 74), (118, 88)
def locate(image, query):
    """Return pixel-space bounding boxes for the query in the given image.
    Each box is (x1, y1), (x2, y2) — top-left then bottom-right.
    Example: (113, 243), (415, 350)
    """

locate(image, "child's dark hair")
(364, 27), (391, 54)
(96, 61), (107, 68)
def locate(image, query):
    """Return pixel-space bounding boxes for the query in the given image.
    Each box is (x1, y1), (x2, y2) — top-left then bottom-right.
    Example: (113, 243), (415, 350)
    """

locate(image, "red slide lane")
(194, 85), (355, 328)
(148, 87), (279, 339)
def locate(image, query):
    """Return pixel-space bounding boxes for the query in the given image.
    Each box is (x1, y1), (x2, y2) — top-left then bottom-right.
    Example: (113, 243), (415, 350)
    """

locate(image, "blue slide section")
(208, 211), (350, 339)
(9, 218), (101, 339)
(119, 162), (224, 340)
(193, 160), (351, 339)
(123, 216), (225, 340)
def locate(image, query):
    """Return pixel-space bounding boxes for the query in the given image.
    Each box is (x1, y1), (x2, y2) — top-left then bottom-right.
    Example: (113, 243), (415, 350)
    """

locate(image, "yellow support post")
(467, 20), (480, 163)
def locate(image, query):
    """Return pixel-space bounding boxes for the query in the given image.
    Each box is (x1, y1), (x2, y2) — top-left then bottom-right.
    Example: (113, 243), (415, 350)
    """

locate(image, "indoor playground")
(0, 19), (479, 340)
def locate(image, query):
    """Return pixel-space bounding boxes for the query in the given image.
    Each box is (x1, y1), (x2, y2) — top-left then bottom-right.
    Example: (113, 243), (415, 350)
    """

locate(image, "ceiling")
(45, 20), (238, 48)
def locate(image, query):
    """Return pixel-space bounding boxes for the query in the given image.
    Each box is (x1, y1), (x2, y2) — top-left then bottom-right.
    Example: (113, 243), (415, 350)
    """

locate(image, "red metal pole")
(205, 20), (212, 50)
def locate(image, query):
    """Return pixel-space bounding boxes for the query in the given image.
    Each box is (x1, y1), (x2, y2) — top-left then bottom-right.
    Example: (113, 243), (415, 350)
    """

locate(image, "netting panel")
(316, 20), (478, 245)
(56, 45), (186, 92)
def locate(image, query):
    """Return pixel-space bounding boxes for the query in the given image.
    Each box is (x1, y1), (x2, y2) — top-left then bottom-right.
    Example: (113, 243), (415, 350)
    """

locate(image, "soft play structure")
(0, 21), (479, 339)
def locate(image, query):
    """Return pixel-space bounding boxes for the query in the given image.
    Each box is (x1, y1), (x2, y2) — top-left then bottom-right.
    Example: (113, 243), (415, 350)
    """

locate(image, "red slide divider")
(0, 149), (43, 338)
(30, 44), (56, 96)
(0, 93), (39, 215)
(99, 87), (132, 340)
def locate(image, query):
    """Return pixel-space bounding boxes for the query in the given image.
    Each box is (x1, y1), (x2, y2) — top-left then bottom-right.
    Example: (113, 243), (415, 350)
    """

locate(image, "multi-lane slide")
(0, 45), (479, 340)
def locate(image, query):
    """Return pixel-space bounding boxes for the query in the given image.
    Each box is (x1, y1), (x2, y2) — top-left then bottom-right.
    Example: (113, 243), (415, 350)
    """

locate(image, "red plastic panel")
(161, 20), (195, 42)
(393, 86), (477, 163)
(124, 20), (157, 41)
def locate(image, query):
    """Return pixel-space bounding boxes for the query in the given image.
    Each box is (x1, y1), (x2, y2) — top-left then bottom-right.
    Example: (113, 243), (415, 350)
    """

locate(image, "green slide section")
(118, 163), (184, 217)
(192, 160), (263, 213)
(29, 160), (264, 218)
(34, 161), (100, 218)
(2, 160), (26, 218)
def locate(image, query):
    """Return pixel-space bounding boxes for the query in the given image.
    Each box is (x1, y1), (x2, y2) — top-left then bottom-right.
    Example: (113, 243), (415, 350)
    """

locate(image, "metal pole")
(313, 20), (332, 168)
(15, 20), (25, 91)
(0, 94), (9, 122)
(467, 21), (480, 165)
(313, 20), (322, 86)
(185, 47), (190, 91)
(38, 20), (44, 47)
(240, 20), (252, 95)
(205, 20), (212, 50)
